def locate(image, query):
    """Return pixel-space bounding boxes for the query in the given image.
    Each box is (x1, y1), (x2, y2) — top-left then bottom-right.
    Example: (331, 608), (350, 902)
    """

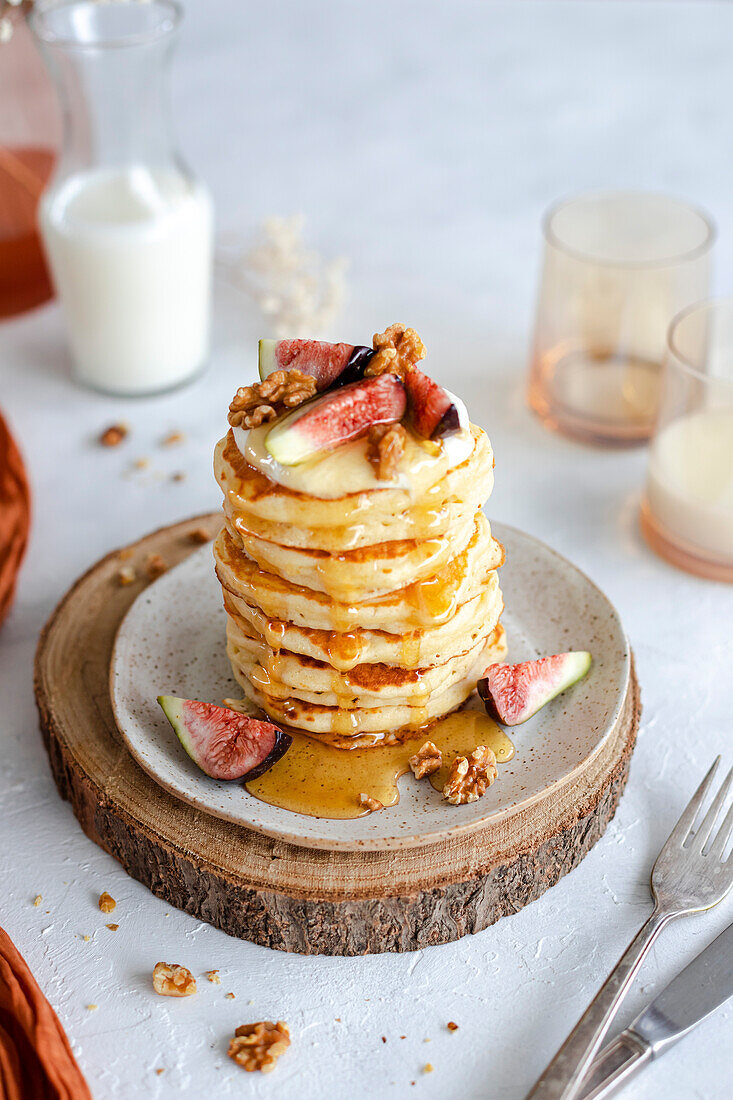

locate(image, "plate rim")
(109, 520), (630, 852)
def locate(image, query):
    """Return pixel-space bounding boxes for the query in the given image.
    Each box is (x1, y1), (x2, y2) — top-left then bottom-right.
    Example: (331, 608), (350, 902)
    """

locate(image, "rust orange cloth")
(0, 411), (30, 629)
(0, 926), (91, 1100)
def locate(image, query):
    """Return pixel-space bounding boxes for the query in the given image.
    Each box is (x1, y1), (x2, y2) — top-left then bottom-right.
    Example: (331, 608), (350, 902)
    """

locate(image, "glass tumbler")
(31, 0), (213, 396)
(528, 192), (714, 446)
(641, 299), (733, 582)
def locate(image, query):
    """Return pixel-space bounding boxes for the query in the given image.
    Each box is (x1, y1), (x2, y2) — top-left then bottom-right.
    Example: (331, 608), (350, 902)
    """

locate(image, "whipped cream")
(233, 389), (473, 500)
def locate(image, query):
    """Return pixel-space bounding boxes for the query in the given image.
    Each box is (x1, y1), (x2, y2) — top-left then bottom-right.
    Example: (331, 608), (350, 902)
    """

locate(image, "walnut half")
(366, 323), (426, 380)
(152, 962), (197, 997)
(228, 370), (317, 430)
(409, 741), (442, 779)
(367, 422), (406, 480)
(442, 746), (497, 805)
(228, 1021), (290, 1073)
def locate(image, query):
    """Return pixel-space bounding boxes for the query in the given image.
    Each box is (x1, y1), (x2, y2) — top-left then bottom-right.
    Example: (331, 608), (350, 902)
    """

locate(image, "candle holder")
(641, 298), (733, 581)
(528, 192), (714, 447)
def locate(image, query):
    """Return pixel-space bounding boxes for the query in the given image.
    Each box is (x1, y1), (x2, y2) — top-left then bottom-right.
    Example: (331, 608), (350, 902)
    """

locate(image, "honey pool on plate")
(246, 704), (514, 819)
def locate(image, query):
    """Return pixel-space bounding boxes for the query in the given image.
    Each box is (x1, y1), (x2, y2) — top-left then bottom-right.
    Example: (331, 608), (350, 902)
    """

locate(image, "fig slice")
(477, 651), (592, 725)
(265, 372), (406, 465)
(258, 339), (374, 391)
(157, 696), (291, 780)
(405, 366), (463, 439)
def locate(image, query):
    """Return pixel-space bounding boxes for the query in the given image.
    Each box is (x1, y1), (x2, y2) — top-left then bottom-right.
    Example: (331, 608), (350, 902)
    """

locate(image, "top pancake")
(215, 424), (494, 550)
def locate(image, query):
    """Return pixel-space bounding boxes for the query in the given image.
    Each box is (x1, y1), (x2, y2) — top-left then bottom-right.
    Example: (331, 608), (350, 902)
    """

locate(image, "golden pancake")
(214, 406), (505, 742)
(223, 513), (478, 601)
(226, 621), (504, 704)
(232, 627), (508, 740)
(213, 521), (504, 631)
(220, 572), (504, 670)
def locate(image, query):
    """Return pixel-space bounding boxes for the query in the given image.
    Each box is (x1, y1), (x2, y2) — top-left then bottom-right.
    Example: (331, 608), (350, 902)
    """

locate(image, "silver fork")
(526, 757), (733, 1100)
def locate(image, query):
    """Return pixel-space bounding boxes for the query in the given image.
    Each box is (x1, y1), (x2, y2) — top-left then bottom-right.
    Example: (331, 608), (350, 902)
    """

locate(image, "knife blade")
(578, 920), (733, 1100)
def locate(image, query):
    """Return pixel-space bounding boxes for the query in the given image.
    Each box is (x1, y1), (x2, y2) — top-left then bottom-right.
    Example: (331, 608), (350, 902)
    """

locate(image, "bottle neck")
(42, 36), (183, 182)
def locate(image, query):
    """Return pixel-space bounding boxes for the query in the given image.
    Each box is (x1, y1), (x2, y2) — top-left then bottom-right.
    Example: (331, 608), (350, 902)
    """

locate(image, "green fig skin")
(477, 651), (592, 725)
(157, 696), (291, 781)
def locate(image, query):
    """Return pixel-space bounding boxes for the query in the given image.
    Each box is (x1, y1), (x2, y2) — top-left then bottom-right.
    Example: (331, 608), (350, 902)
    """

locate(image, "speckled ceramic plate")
(110, 522), (630, 851)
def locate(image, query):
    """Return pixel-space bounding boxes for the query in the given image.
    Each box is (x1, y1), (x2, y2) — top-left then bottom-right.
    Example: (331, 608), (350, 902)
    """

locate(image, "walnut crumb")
(171, 471), (186, 482)
(228, 370), (317, 430)
(206, 970), (221, 984)
(162, 430), (185, 446)
(225, 992), (235, 1000)
(424, 1064), (434, 1073)
(105, 923), (119, 931)
(33, 895), (42, 907)
(145, 553), (168, 581)
(367, 422), (406, 480)
(118, 566), (137, 586)
(442, 745), (497, 805)
(359, 793), (384, 812)
(228, 1022), (290, 1074)
(83, 935), (91, 942)
(447, 1021), (459, 1031)
(133, 457), (149, 470)
(86, 1004), (98, 1011)
(409, 740), (442, 779)
(99, 424), (128, 447)
(188, 526), (211, 544)
(155, 1069), (164, 1076)
(152, 962), (197, 997)
(98, 892), (116, 913)
(366, 323), (426, 380)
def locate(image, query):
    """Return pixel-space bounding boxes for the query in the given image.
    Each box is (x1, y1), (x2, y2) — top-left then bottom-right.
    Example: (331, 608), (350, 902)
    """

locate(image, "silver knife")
(578, 920), (733, 1100)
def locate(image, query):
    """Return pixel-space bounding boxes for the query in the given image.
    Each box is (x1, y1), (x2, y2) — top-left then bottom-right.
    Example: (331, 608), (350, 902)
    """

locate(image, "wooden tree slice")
(35, 515), (640, 956)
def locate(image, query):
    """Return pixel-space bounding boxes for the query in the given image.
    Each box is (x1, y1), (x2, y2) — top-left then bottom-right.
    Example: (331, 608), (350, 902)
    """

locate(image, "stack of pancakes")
(213, 422), (506, 748)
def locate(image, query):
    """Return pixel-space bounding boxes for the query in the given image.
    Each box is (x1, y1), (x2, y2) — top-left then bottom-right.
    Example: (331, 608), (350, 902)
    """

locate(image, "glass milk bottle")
(31, 0), (213, 395)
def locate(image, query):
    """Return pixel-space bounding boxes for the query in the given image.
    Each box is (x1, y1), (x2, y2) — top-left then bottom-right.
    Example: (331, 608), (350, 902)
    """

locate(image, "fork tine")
(665, 757), (721, 848)
(696, 766), (733, 851)
(707, 798), (733, 861)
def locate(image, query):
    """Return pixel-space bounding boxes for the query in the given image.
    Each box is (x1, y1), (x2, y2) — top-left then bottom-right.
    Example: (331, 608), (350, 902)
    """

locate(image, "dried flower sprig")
(218, 215), (348, 339)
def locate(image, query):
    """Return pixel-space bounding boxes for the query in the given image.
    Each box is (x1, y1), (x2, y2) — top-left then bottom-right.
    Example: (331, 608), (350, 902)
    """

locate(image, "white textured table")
(2, 2), (732, 1096)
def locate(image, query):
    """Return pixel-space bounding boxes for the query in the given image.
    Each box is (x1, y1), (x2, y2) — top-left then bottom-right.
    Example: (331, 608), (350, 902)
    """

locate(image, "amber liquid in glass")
(529, 344), (661, 447)
(0, 146), (55, 319)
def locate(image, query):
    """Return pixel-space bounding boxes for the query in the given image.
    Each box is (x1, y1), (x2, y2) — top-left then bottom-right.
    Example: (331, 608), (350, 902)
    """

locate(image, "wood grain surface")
(34, 514), (640, 955)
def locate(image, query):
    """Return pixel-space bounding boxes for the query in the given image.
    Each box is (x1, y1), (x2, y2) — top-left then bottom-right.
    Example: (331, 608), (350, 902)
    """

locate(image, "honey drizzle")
(219, 527), (473, 631)
(324, 630), (364, 671)
(400, 630), (422, 669)
(245, 705), (514, 819)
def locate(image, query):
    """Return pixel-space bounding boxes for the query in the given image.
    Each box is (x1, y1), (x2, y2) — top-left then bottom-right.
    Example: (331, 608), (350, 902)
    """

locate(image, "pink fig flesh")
(158, 696), (291, 780)
(477, 651), (592, 725)
(259, 339), (373, 390)
(265, 372), (406, 465)
(405, 366), (460, 439)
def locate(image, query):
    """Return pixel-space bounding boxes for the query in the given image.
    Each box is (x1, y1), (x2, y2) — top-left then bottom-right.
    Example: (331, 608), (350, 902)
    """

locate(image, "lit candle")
(641, 299), (733, 581)
(645, 410), (733, 562)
